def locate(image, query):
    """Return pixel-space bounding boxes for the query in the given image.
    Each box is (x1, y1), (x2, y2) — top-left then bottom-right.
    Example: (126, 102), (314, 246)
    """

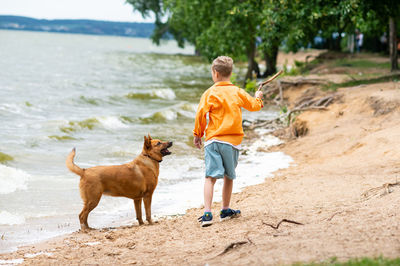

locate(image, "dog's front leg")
(134, 199), (144, 225)
(143, 195), (153, 225)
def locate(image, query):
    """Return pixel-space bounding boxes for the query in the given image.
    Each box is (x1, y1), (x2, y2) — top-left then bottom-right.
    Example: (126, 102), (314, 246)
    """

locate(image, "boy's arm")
(193, 92), (210, 140)
(238, 88), (264, 111)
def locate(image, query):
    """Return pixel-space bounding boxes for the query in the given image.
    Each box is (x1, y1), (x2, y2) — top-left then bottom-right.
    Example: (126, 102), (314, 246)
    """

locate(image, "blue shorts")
(204, 142), (239, 180)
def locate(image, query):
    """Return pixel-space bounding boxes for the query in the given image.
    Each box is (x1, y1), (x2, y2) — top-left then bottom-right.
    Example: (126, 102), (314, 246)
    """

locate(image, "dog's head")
(143, 134), (173, 162)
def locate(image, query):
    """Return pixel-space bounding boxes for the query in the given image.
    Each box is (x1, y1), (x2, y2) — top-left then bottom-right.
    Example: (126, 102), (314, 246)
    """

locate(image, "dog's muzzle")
(161, 142), (173, 156)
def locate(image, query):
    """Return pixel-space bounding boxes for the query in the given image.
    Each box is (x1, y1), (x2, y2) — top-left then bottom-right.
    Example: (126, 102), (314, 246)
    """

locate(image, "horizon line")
(0, 14), (155, 24)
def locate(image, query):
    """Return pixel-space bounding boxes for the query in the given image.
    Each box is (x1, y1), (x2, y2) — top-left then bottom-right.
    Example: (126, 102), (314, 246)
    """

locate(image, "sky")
(0, 0), (154, 22)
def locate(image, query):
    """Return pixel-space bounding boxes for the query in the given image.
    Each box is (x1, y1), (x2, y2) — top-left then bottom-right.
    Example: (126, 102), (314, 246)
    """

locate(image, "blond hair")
(211, 56), (233, 77)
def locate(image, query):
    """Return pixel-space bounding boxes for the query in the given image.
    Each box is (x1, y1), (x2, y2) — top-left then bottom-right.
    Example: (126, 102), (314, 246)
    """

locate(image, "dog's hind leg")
(143, 195), (153, 225)
(134, 199), (144, 225)
(79, 196), (101, 231)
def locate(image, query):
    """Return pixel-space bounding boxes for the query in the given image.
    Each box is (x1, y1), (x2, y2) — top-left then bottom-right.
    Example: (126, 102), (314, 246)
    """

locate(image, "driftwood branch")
(242, 118), (284, 131)
(262, 219), (304, 229)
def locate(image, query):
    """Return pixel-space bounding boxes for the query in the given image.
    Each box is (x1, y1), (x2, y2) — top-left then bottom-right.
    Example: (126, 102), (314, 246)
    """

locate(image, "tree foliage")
(127, 0), (400, 76)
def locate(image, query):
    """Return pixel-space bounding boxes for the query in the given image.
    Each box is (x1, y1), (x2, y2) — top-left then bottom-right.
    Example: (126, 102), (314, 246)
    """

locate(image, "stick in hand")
(257, 70), (283, 91)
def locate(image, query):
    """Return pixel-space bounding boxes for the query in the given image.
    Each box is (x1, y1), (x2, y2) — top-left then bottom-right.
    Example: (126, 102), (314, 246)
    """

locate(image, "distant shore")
(0, 15), (154, 38)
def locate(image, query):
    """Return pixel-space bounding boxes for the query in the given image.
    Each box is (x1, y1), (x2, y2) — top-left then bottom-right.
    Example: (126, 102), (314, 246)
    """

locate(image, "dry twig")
(327, 211), (346, 221)
(262, 219), (304, 230)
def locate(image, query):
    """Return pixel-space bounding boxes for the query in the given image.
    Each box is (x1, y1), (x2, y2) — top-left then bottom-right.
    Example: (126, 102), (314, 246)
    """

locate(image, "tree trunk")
(263, 44), (278, 77)
(244, 40), (256, 86)
(389, 16), (398, 71)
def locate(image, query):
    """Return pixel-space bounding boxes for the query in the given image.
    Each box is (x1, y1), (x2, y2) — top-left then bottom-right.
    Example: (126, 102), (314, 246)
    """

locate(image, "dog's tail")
(66, 148), (84, 176)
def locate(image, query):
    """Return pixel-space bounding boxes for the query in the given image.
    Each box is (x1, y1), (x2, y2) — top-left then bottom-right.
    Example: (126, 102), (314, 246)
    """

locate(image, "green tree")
(126, 0), (169, 45)
(258, 0), (320, 76)
(128, 0), (264, 83)
(127, 0), (399, 79)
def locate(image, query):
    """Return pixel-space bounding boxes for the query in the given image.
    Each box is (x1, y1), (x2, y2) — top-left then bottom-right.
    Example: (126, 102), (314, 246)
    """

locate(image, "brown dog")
(66, 135), (172, 230)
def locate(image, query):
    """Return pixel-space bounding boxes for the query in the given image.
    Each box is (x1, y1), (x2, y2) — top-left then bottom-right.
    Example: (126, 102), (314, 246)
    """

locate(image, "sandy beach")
(1, 55), (400, 265)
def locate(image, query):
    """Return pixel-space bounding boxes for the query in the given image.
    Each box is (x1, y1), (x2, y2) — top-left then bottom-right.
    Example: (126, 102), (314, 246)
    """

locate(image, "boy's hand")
(194, 136), (202, 149)
(255, 91), (263, 99)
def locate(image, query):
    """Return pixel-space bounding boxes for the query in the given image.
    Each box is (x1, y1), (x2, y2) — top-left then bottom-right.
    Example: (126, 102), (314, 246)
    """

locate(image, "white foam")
(160, 109), (177, 120)
(176, 103), (197, 119)
(0, 165), (30, 194)
(97, 116), (128, 129)
(150, 89), (176, 100)
(236, 151), (293, 188)
(247, 135), (283, 154)
(0, 258), (24, 265)
(176, 109), (195, 119)
(0, 211), (25, 225)
(0, 103), (24, 115)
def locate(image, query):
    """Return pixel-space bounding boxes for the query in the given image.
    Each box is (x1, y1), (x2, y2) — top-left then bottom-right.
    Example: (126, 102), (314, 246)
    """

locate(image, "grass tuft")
(295, 256), (400, 266)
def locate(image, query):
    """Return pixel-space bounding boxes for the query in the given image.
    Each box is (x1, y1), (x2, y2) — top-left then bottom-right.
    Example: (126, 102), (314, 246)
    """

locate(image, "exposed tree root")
(279, 78), (328, 87)
(261, 78), (327, 101)
(244, 79), (337, 136)
(262, 219), (304, 229)
(242, 117), (284, 131)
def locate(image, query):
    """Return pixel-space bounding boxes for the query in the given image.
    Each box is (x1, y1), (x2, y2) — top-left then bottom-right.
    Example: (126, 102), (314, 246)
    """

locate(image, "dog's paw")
(79, 226), (94, 233)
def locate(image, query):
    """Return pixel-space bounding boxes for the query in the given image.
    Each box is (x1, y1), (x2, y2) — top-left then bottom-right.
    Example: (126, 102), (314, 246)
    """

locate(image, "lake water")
(0, 30), (292, 253)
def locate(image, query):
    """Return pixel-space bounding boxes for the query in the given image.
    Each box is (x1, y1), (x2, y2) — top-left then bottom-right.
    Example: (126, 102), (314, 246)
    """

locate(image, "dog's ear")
(144, 135), (151, 150)
(148, 134), (152, 140)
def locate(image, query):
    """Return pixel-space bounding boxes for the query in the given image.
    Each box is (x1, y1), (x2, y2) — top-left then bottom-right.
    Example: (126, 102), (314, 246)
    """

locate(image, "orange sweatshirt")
(193, 81), (263, 146)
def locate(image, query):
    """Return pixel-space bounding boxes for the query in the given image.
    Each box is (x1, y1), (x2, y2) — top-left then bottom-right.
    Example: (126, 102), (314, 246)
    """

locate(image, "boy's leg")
(204, 177), (217, 212)
(220, 176), (241, 221)
(222, 175), (233, 210)
(219, 144), (241, 221)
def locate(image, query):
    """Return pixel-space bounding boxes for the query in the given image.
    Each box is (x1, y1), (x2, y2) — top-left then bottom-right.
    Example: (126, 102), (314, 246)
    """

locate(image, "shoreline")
(0, 119), (292, 256)
(1, 75), (400, 264)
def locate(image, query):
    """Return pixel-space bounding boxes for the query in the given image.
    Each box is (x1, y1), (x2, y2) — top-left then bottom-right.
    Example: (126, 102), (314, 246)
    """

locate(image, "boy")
(193, 56), (263, 227)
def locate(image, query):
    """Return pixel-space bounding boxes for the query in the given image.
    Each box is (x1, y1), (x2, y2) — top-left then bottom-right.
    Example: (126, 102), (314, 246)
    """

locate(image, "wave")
(78, 96), (101, 106)
(140, 103), (197, 123)
(125, 88), (176, 100)
(0, 102), (43, 119)
(59, 116), (130, 133)
(0, 165), (30, 194)
(97, 116), (129, 129)
(0, 211), (25, 225)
